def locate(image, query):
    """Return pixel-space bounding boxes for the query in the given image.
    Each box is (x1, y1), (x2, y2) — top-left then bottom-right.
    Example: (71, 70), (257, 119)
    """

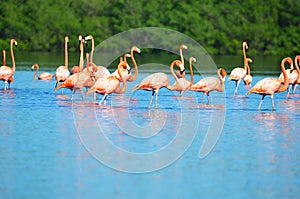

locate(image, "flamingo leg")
(148, 90), (155, 109)
(258, 95), (266, 110)
(293, 84), (298, 93)
(234, 80), (241, 95)
(71, 89), (76, 101)
(207, 93), (210, 104)
(4, 81), (8, 90)
(271, 95), (275, 111)
(202, 93), (206, 103)
(287, 85), (291, 99)
(80, 89), (84, 102)
(98, 94), (107, 105)
(155, 90), (159, 108)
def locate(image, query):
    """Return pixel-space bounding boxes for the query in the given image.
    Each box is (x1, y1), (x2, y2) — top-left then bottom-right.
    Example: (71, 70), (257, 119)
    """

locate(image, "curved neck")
(130, 49), (138, 81)
(217, 69), (225, 92)
(33, 64), (38, 80)
(64, 37), (69, 69)
(170, 61), (179, 82)
(247, 61), (251, 75)
(278, 58), (291, 92)
(2, 50), (6, 66)
(10, 40), (16, 72)
(189, 58), (194, 84)
(117, 62), (127, 93)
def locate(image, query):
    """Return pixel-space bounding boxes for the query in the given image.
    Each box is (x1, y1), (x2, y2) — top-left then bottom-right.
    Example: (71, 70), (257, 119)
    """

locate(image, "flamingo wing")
(0, 66), (13, 81)
(228, 67), (246, 81)
(191, 77), (219, 93)
(248, 78), (281, 95)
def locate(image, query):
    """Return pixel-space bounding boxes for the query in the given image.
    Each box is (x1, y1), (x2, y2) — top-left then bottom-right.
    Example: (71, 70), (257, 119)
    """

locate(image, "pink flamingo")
(191, 68), (227, 104)
(0, 39), (17, 90)
(2, 49), (14, 86)
(278, 55), (300, 97)
(243, 58), (253, 86)
(133, 60), (185, 108)
(84, 35), (110, 79)
(32, 64), (55, 80)
(55, 36), (70, 89)
(228, 41), (249, 95)
(170, 57), (196, 95)
(54, 37), (95, 101)
(176, 44), (188, 78)
(247, 57), (292, 110)
(292, 55), (300, 93)
(86, 61), (129, 105)
(70, 35), (84, 75)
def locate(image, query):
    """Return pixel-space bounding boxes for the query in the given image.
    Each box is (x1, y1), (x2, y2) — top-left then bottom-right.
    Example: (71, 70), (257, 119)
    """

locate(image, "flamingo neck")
(242, 42), (247, 71)
(2, 50), (6, 66)
(33, 64), (38, 80)
(130, 49), (138, 81)
(180, 48), (184, 66)
(11, 41), (16, 72)
(90, 36), (94, 63)
(247, 61), (251, 75)
(170, 61), (179, 82)
(64, 38), (68, 69)
(189, 59), (194, 84)
(218, 69), (225, 92)
(117, 62), (127, 94)
(278, 58), (290, 92)
(79, 40), (84, 71)
(294, 56), (300, 77)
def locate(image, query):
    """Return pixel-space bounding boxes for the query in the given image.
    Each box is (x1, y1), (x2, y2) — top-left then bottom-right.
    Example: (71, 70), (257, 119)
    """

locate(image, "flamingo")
(84, 35), (110, 79)
(176, 44), (188, 78)
(170, 57), (196, 95)
(191, 68), (227, 104)
(55, 35), (70, 89)
(31, 64), (55, 80)
(0, 39), (17, 90)
(133, 60), (185, 108)
(228, 41), (249, 95)
(112, 46), (141, 82)
(86, 61), (129, 105)
(292, 55), (300, 93)
(70, 35), (84, 75)
(54, 37), (95, 101)
(2, 49), (14, 87)
(243, 58), (253, 86)
(278, 56), (298, 98)
(247, 57), (292, 110)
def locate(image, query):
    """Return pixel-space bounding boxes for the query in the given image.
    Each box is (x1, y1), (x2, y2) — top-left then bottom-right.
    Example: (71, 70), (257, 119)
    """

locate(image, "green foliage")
(0, 0), (299, 55)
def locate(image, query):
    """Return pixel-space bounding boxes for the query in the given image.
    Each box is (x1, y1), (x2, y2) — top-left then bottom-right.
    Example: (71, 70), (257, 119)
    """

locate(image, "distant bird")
(247, 57), (292, 110)
(84, 35), (110, 79)
(70, 35), (85, 75)
(0, 39), (17, 90)
(191, 68), (227, 104)
(54, 37), (94, 101)
(292, 55), (300, 93)
(86, 61), (130, 105)
(228, 41), (249, 95)
(278, 55), (300, 98)
(170, 57), (196, 95)
(176, 44), (188, 78)
(55, 36), (70, 89)
(243, 58), (253, 86)
(31, 64), (55, 80)
(133, 60), (185, 108)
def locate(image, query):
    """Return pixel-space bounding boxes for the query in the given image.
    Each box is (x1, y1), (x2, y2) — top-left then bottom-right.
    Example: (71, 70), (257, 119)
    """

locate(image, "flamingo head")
(220, 68), (227, 82)
(65, 35), (69, 43)
(85, 35), (93, 41)
(123, 53), (131, 62)
(247, 58), (253, 64)
(11, 39), (18, 46)
(190, 57), (196, 64)
(174, 60), (185, 75)
(286, 57), (294, 69)
(180, 44), (188, 50)
(131, 46), (141, 54)
(120, 61), (131, 74)
(31, 64), (38, 71)
(243, 41), (248, 50)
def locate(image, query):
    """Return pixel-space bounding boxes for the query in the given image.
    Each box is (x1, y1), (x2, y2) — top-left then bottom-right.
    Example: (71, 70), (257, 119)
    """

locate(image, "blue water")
(0, 70), (300, 199)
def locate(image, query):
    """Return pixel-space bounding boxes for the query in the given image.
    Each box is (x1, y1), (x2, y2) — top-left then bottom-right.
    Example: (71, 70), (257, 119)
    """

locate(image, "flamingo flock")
(0, 36), (299, 111)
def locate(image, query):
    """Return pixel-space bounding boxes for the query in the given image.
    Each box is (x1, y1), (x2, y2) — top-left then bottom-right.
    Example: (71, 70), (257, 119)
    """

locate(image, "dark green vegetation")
(0, 0), (299, 56)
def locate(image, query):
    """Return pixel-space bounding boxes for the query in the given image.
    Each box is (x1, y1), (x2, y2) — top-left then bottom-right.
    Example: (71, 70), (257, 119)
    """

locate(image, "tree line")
(0, 0), (299, 56)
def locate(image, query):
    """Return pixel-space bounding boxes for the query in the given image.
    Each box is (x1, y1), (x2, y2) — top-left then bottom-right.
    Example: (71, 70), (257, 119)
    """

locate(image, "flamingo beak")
(179, 63), (185, 74)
